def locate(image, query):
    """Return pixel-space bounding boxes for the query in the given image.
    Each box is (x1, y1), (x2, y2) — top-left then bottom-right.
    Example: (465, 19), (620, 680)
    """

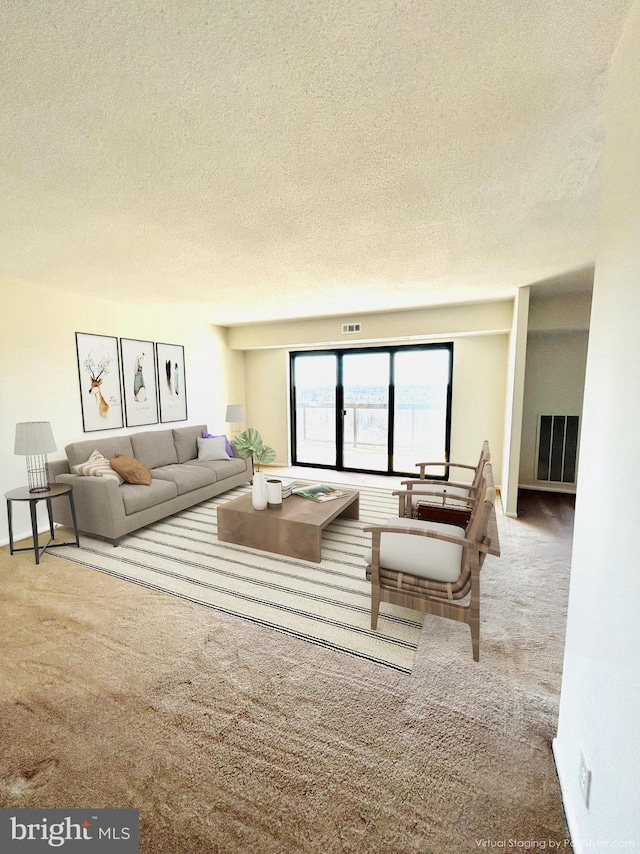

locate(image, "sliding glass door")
(291, 344), (452, 477)
(342, 351), (390, 471)
(292, 353), (338, 466)
(392, 347), (452, 474)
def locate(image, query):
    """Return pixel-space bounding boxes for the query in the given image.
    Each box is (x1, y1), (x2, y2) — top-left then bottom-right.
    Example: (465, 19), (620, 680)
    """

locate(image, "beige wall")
(528, 291), (592, 332)
(450, 336), (508, 484)
(0, 279), (244, 544)
(242, 329), (508, 486)
(554, 1), (640, 844)
(244, 348), (290, 461)
(228, 299), (513, 350)
(520, 330), (589, 490)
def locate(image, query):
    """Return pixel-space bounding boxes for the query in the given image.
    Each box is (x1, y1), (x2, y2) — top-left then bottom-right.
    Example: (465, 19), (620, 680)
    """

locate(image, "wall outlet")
(579, 749), (592, 808)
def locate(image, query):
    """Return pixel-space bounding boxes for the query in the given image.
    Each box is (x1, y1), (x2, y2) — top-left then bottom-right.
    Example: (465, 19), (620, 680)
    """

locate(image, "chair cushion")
(365, 517), (465, 583)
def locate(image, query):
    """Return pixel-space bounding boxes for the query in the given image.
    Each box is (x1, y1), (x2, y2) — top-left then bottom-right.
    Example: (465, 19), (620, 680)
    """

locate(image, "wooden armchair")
(364, 462), (498, 662)
(397, 440), (491, 523)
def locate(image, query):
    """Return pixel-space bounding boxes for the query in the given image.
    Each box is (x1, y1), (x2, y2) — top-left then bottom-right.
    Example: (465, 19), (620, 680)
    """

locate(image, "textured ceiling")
(1, 1), (633, 325)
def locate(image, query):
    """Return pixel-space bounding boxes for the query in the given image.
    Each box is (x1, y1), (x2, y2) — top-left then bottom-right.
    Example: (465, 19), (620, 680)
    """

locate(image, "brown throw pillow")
(110, 453), (152, 485)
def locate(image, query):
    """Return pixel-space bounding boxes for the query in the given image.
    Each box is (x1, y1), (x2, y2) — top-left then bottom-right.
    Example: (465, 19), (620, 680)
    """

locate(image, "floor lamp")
(225, 405), (245, 438)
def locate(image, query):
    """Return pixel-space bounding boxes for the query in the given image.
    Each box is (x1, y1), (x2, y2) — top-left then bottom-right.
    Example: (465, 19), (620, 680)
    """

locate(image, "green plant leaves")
(231, 427), (275, 470)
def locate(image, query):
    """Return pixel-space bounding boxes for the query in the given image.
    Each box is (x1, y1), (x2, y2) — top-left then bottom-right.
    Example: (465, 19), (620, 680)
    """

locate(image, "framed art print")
(120, 337), (159, 427)
(75, 332), (124, 432)
(156, 342), (187, 423)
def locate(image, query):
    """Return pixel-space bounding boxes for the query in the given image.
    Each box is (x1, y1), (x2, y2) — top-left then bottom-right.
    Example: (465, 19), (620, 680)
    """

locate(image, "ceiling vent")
(341, 322), (361, 334)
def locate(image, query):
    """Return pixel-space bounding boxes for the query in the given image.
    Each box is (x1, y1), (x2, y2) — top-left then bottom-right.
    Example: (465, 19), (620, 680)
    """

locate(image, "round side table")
(5, 483), (80, 565)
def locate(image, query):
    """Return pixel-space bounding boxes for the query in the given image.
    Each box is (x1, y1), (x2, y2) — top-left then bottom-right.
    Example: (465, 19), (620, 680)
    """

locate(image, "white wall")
(553, 1), (640, 846)
(501, 287), (529, 517)
(520, 330), (589, 490)
(0, 280), (244, 544)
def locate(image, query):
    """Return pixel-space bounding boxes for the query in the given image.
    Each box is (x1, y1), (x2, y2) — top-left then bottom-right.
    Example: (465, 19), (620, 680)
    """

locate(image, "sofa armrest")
(53, 472), (127, 541)
(49, 458), (71, 478)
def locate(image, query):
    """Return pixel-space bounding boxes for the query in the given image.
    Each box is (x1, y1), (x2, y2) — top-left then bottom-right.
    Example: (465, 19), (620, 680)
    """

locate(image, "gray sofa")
(49, 424), (252, 544)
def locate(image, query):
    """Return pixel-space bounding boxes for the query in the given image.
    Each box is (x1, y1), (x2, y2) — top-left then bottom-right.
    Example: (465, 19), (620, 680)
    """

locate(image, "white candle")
(266, 479), (282, 507)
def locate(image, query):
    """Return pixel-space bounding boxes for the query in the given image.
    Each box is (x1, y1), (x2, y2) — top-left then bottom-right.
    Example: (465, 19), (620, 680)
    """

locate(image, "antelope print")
(84, 354), (112, 418)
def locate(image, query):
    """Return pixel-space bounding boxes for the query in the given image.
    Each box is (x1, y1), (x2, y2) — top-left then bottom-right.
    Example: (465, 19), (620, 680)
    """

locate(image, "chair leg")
(371, 584), (380, 630)
(469, 570), (480, 662)
(470, 626), (480, 662)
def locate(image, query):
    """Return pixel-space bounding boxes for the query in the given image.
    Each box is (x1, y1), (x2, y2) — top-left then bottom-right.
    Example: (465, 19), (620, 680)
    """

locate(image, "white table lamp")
(14, 421), (57, 493)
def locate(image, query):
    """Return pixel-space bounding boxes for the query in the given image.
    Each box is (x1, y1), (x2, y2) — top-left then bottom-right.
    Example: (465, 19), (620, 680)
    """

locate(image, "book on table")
(278, 479), (301, 498)
(291, 483), (349, 502)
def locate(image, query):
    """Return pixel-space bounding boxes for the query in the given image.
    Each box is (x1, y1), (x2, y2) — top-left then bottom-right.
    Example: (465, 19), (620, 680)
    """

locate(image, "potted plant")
(231, 428), (276, 509)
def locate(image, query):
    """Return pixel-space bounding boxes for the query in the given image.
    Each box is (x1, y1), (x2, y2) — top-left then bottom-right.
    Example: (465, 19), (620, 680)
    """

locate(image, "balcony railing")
(295, 403), (447, 472)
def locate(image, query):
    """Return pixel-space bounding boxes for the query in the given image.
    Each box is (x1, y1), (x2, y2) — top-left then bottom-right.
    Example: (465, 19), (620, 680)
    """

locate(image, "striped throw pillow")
(71, 449), (124, 485)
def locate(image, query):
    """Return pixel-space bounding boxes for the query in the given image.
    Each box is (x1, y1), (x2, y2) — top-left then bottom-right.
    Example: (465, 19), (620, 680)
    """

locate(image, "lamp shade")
(225, 405), (245, 423)
(14, 422), (57, 455)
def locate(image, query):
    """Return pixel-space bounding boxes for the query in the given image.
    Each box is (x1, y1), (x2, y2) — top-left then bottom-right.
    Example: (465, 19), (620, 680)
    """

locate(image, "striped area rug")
(55, 483), (424, 673)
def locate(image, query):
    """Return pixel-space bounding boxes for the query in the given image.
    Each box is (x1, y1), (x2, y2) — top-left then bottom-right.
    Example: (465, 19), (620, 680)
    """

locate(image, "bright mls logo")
(0, 809), (139, 851)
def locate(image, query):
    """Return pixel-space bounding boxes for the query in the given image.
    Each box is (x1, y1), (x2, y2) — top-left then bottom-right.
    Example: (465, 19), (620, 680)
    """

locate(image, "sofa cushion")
(183, 457), (248, 477)
(197, 436), (230, 461)
(152, 464), (217, 495)
(130, 429), (178, 470)
(110, 453), (153, 485)
(65, 436), (134, 469)
(173, 425), (207, 464)
(121, 479), (178, 515)
(364, 517), (466, 583)
(71, 449), (124, 485)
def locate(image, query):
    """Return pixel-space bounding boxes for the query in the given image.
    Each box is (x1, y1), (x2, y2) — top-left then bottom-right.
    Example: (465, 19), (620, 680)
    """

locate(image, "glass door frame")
(289, 343), (453, 478)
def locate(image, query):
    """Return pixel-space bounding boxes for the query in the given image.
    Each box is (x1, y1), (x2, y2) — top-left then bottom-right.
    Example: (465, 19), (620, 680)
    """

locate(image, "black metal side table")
(5, 483), (80, 565)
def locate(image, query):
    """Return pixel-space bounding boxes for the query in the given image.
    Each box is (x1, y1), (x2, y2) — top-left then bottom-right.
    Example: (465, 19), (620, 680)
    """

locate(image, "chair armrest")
(364, 524), (488, 553)
(393, 488), (474, 500)
(401, 477), (476, 492)
(393, 488), (476, 506)
(414, 461), (477, 477)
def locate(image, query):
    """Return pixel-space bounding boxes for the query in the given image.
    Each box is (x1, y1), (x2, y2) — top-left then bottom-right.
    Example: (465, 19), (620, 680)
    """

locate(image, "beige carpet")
(0, 494), (572, 853)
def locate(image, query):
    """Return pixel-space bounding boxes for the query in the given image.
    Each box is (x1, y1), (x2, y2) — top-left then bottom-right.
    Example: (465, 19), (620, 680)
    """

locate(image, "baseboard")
(552, 737), (578, 850)
(0, 523), (61, 550)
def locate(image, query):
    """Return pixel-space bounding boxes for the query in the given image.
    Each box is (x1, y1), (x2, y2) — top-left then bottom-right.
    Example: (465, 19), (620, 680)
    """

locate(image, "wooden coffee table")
(217, 490), (359, 563)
